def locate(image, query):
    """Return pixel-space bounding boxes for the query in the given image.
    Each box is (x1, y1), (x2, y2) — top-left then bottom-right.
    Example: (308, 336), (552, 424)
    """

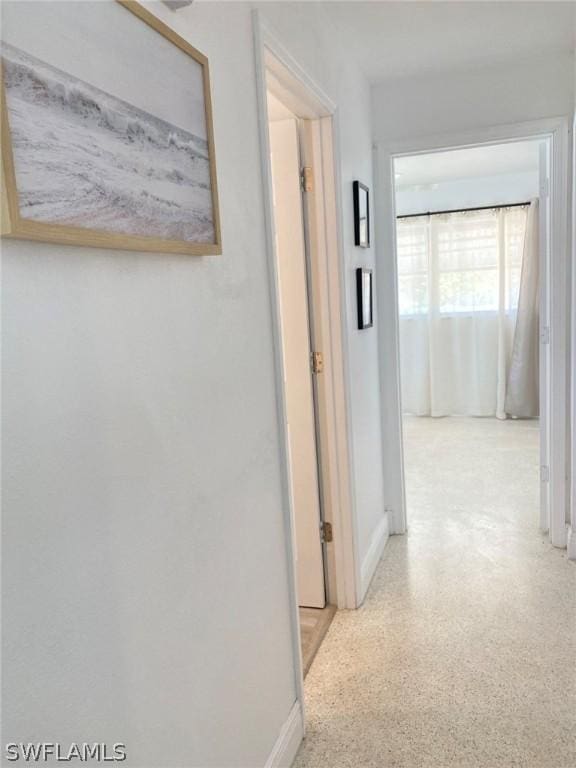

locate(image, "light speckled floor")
(294, 417), (576, 768)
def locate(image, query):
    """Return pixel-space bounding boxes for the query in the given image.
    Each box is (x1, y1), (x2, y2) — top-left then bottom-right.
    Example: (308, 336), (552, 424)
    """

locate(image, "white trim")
(548, 120), (569, 548)
(373, 146), (407, 534)
(359, 513), (390, 603)
(264, 46), (335, 117)
(264, 701), (304, 768)
(567, 526), (576, 560)
(375, 116), (570, 548)
(327, 111), (362, 608)
(570, 109), (576, 560)
(381, 118), (568, 158)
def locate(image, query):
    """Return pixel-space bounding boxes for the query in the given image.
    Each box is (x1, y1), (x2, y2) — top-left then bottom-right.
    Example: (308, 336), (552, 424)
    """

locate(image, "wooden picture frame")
(356, 267), (373, 329)
(353, 180), (370, 248)
(0, 0), (221, 255)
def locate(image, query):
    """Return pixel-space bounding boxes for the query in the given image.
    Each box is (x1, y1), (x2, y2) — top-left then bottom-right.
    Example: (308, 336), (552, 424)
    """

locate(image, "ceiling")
(322, 1), (576, 83)
(394, 140), (541, 188)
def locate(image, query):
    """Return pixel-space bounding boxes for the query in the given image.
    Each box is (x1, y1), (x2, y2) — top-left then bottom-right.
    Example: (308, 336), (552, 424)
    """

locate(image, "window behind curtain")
(396, 207), (527, 317)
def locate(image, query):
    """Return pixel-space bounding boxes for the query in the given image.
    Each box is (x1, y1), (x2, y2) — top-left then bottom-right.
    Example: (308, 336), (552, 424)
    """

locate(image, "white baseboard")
(359, 512), (390, 603)
(567, 525), (576, 560)
(264, 701), (304, 768)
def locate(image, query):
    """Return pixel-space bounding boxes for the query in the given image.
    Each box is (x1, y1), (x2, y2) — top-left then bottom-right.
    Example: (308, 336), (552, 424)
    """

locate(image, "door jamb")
(374, 117), (570, 549)
(570, 110), (576, 560)
(252, 7), (360, 713)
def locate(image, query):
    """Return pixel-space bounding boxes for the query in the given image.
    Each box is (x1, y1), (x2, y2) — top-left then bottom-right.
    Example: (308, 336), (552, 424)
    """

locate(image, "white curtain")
(397, 202), (538, 418)
(505, 202), (539, 417)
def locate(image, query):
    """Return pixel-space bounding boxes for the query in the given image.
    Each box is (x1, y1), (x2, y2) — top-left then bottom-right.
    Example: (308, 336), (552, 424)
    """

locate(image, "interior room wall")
(2, 2), (297, 766)
(372, 51), (575, 144)
(2, 1), (385, 766)
(395, 170), (539, 216)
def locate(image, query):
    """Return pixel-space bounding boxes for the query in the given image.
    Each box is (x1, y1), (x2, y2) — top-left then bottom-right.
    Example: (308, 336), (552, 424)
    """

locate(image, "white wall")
(2, 3), (296, 766)
(395, 170), (539, 216)
(373, 51), (574, 144)
(2, 1), (385, 766)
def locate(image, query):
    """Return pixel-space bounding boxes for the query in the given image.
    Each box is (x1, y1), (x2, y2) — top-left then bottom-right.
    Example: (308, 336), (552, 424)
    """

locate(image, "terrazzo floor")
(293, 416), (576, 768)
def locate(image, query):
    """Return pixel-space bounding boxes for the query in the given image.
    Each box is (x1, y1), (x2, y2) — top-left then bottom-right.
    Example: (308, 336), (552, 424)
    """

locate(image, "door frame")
(253, 7), (360, 713)
(374, 116), (570, 549)
(570, 110), (576, 561)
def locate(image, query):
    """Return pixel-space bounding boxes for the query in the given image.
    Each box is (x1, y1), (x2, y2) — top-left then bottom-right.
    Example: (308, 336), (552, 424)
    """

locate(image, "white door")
(538, 139), (551, 532)
(269, 117), (326, 608)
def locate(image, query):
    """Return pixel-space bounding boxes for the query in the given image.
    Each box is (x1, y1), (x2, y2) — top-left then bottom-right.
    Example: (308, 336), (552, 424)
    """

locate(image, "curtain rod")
(396, 202), (531, 220)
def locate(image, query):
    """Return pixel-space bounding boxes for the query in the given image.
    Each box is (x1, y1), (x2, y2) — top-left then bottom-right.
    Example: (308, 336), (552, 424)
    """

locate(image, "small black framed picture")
(356, 268), (373, 329)
(353, 181), (370, 248)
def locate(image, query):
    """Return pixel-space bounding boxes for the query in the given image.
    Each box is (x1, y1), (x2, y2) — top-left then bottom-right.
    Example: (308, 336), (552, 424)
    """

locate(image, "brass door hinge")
(311, 351), (324, 374)
(321, 521), (333, 543)
(300, 166), (313, 192)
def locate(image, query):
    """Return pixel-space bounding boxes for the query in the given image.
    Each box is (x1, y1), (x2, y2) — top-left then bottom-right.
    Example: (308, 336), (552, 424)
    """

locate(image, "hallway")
(294, 417), (576, 767)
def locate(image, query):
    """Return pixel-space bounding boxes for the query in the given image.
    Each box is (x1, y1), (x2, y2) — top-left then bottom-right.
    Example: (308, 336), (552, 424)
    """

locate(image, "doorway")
(268, 97), (326, 610)
(395, 141), (544, 536)
(375, 122), (569, 552)
(266, 87), (335, 674)
(256, 32), (359, 680)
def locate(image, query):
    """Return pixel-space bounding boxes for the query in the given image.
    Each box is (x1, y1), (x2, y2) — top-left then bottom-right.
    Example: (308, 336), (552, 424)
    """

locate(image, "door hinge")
(311, 351), (324, 374)
(300, 166), (313, 193)
(540, 326), (550, 345)
(541, 465), (550, 483)
(320, 521), (333, 543)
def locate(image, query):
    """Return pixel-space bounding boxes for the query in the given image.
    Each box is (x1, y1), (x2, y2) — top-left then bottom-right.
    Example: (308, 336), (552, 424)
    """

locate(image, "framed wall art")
(356, 267), (373, 330)
(353, 180), (370, 248)
(1, 0), (221, 255)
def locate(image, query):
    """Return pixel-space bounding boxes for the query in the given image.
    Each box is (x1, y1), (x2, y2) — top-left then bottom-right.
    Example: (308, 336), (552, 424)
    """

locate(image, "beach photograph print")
(1, 1), (220, 253)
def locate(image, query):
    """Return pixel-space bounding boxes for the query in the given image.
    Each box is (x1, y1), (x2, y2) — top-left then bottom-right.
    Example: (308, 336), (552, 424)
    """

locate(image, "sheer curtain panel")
(397, 202), (538, 418)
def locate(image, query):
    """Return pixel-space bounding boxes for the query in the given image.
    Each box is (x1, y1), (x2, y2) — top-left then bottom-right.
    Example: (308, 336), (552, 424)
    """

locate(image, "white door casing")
(538, 140), (551, 532)
(376, 118), (569, 548)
